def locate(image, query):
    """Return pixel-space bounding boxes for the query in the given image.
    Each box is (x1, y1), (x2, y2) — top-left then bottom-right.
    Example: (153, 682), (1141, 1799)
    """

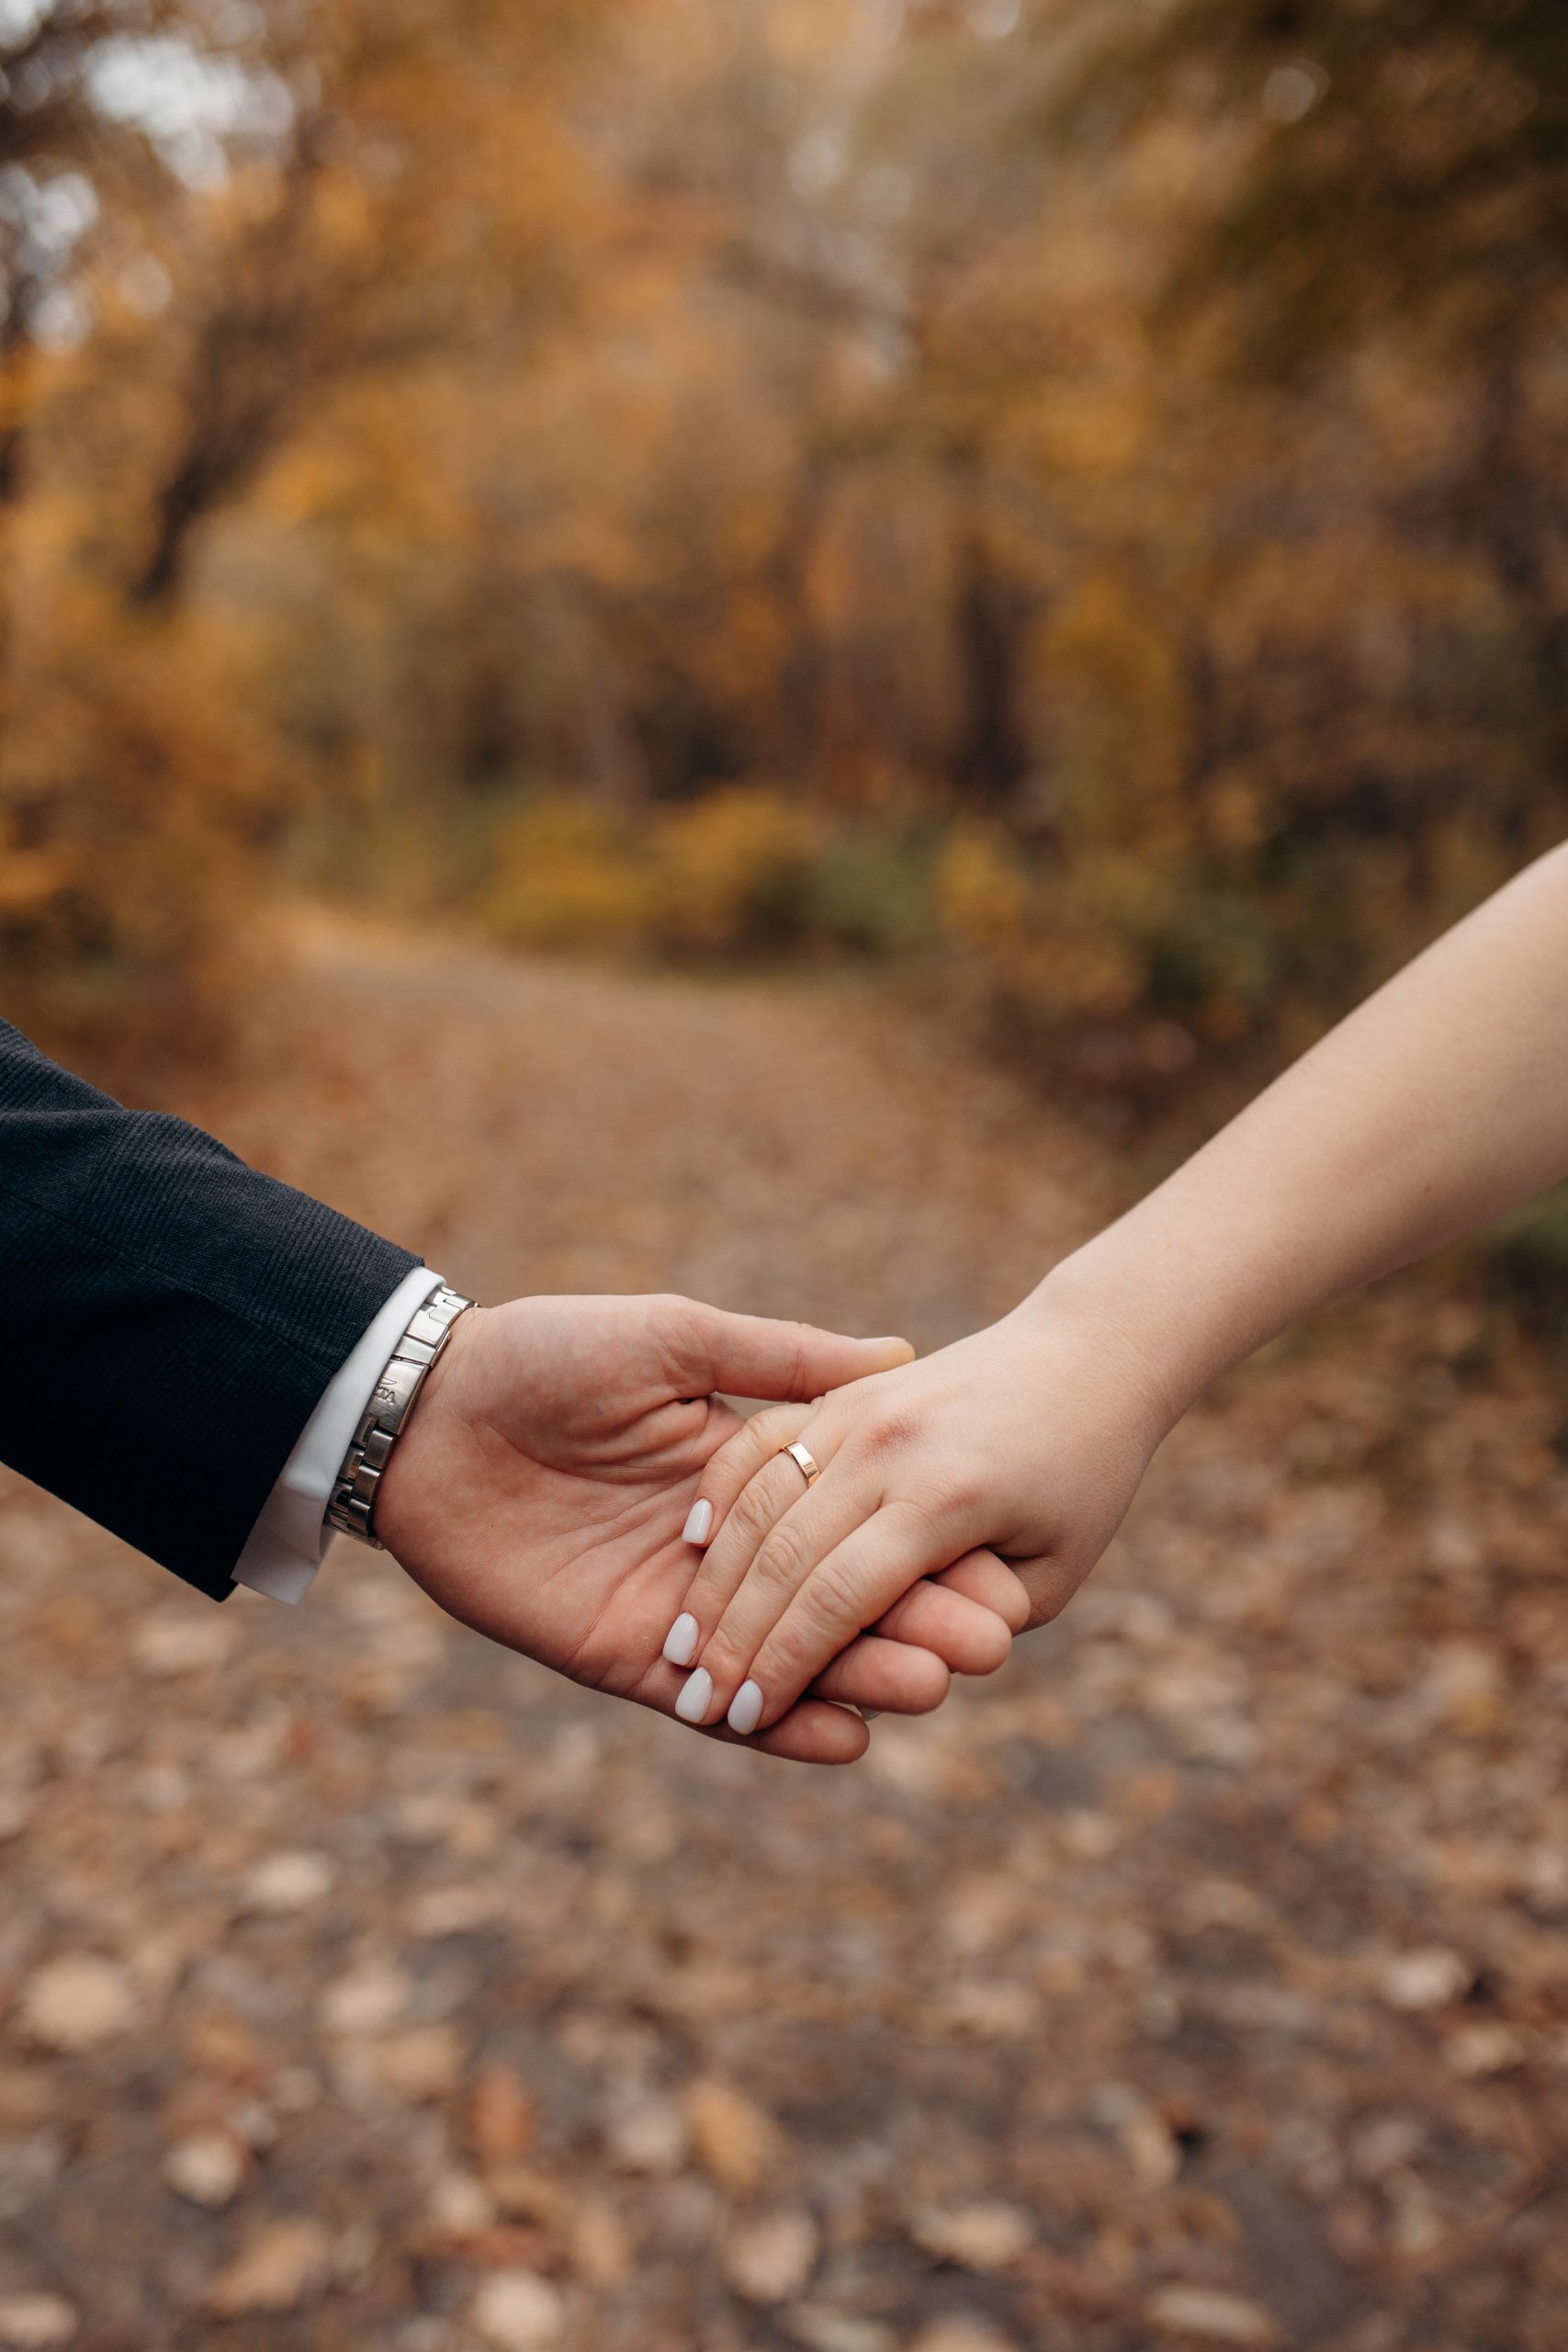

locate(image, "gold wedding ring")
(780, 1440), (822, 1487)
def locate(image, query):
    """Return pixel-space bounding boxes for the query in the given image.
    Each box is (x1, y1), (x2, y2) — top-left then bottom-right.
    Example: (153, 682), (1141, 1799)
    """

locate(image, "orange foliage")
(0, 0), (1563, 1111)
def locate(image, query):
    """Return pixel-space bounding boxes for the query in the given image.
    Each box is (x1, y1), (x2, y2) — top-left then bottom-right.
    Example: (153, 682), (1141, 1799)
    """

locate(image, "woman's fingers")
(664, 1411), (1024, 1736)
(675, 1458), (875, 1724)
(665, 1427), (859, 1676)
(725, 1697), (870, 1765)
(693, 1502), (938, 1734)
(679, 1566), (1032, 1761)
(660, 1623), (950, 1763)
(667, 1610), (979, 1760)
(675, 1402), (811, 1556)
(669, 1577), (1010, 1744)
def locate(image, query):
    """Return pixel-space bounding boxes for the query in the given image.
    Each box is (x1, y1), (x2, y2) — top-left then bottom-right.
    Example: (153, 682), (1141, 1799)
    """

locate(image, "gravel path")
(1, 919), (1564, 2352)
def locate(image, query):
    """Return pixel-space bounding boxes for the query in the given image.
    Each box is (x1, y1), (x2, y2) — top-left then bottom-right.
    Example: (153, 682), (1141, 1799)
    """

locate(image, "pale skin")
(372, 1292), (1028, 1765)
(667, 839), (1568, 1740)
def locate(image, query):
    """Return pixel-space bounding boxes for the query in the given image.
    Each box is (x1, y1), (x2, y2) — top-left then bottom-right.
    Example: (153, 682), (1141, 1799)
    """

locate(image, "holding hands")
(662, 839), (1568, 1744)
(663, 1279), (1172, 1738)
(369, 842), (1568, 1762)
(11, 848), (1562, 1770)
(372, 1291), (1027, 1763)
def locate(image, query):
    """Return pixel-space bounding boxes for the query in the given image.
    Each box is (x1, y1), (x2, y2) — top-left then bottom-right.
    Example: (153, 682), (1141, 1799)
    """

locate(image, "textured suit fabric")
(0, 1018), (420, 1599)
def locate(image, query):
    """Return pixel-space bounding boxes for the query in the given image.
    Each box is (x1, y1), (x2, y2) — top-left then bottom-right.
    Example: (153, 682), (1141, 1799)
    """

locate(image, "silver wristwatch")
(326, 1284), (477, 1548)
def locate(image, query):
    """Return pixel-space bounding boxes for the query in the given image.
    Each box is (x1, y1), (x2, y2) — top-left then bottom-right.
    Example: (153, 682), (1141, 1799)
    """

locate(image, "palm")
(387, 1295), (739, 1693)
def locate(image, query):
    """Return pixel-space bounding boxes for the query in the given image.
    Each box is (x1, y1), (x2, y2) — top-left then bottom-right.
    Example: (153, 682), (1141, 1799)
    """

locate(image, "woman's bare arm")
(664, 840), (1568, 1737)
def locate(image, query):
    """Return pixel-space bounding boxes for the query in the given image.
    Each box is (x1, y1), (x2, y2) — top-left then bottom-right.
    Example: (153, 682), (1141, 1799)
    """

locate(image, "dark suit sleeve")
(0, 1018), (421, 1599)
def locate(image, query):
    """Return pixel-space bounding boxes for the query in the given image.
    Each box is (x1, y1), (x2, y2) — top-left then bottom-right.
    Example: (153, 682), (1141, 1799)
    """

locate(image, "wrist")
(344, 1295), (486, 1562)
(1017, 1240), (1204, 1448)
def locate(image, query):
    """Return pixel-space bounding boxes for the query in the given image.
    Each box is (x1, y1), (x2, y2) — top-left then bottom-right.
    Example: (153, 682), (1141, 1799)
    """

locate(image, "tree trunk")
(768, 453), (833, 792)
(951, 506), (1032, 812)
(1470, 342), (1568, 825)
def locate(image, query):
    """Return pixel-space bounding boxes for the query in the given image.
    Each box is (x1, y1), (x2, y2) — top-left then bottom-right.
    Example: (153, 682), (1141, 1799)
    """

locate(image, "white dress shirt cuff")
(231, 1265), (446, 1605)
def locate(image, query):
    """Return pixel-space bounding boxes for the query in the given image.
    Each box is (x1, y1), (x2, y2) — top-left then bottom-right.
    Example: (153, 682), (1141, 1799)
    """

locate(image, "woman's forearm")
(1036, 841), (1568, 1426)
(659, 842), (1568, 1715)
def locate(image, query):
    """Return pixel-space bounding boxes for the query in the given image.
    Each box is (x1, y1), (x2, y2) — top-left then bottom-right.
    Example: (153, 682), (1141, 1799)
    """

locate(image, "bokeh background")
(1, 4), (1567, 2348)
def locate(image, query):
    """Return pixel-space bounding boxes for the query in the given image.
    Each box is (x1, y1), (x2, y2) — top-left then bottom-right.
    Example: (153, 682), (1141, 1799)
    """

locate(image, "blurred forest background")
(1, 0), (1566, 1243)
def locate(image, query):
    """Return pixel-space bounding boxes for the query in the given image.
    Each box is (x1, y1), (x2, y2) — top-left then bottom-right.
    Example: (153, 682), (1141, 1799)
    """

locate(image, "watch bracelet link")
(326, 1284), (478, 1548)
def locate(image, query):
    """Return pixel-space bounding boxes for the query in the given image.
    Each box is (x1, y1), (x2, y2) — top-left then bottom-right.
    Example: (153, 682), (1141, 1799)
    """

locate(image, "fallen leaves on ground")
(0, 922), (1564, 2350)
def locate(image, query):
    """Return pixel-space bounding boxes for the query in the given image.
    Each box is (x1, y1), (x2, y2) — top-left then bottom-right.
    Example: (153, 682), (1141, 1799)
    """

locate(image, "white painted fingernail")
(682, 1498), (714, 1545)
(662, 1612), (699, 1668)
(675, 1668), (713, 1724)
(728, 1680), (763, 1736)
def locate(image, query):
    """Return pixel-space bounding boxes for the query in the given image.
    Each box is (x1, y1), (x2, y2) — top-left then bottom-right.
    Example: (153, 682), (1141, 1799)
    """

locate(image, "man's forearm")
(1034, 840), (1568, 1423)
(0, 1018), (421, 1594)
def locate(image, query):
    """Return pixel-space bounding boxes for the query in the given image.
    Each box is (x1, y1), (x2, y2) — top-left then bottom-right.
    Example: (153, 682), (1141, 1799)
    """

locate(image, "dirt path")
(1, 921), (1564, 2352)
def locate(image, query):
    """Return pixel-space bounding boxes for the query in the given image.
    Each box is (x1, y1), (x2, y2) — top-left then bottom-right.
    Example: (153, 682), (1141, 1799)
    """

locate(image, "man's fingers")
(872, 1573), (1014, 1678)
(682, 1303), (914, 1406)
(807, 1634), (950, 1715)
(717, 1697), (870, 1765)
(1006, 1552), (1081, 1634)
(924, 1549), (1031, 1635)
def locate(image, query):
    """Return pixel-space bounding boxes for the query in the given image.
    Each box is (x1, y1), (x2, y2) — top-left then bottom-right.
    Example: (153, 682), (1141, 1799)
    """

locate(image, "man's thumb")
(690, 1308), (915, 1402)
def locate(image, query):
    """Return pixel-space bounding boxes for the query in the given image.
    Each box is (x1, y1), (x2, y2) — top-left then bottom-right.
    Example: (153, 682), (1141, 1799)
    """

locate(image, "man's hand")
(372, 1294), (1027, 1763)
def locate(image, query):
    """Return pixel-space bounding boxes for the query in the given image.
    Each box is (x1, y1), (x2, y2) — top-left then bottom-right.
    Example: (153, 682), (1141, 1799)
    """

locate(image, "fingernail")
(682, 1498), (714, 1545)
(728, 1680), (763, 1736)
(662, 1612), (699, 1668)
(675, 1668), (713, 1724)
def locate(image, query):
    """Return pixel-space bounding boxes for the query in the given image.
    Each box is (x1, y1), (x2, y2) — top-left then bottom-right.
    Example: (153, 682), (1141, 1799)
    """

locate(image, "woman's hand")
(374, 1291), (1026, 1763)
(660, 1273), (1178, 1738)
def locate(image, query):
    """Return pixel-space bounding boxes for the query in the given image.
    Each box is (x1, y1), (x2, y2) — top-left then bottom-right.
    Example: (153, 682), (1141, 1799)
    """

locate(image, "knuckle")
(678, 1589), (719, 1637)
(753, 1406), (805, 1460)
(655, 1295), (708, 1382)
(897, 1489), (945, 1537)
(712, 1419), (779, 1490)
(701, 1630), (746, 1683)
(897, 1471), (980, 1531)
(728, 1479), (783, 1548)
(800, 1551), (870, 1635)
(750, 1518), (813, 1593)
(934, 1473), (986, 1522)
(751, 1620), (816, 1691)
(871, 1583), (919, 1637)
(859, 1409), (919, 1462)
(760, 1588), (840, 1681)
(781, 1322), (812, 1396)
